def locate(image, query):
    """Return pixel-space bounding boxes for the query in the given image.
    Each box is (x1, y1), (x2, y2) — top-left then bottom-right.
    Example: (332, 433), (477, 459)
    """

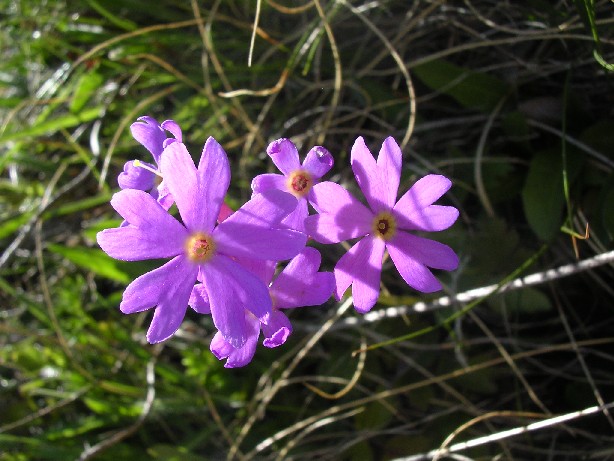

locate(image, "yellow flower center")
(185, 232), (216, 263)
(286, 169), (313, 198)
(372, 211), (397, 241)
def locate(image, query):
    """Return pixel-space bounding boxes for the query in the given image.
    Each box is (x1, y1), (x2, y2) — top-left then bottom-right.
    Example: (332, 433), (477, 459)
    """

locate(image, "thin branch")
(334, 250), (614, 329)
(395, 401), (614, 461)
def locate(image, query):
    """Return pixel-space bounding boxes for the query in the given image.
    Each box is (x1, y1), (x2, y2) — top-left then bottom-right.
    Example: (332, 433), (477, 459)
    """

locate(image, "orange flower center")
(372, 211), (396, 241)
(286, 170), (313, 198)
(185, 232), (216, 263)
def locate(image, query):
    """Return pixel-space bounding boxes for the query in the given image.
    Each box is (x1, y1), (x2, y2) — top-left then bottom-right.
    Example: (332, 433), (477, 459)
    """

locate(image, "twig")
(394, 401), (614, 461)
(334, 250), (614, 329)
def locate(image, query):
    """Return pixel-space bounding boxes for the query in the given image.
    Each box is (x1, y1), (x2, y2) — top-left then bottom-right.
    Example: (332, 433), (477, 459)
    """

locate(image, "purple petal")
(118, 160), (156, 191)
(350, 137), (388, 213)
(376, 137), (402, 209)
(156, 181), (174, 210)
(386, 246), (440, 292)
(119, 255), (194, 314)
(394, 204), (459, 232)
(262, 310), (292, 348)
(202, 255), (271, 349)
(218, 202), (234, 222)
(210, 314), (260, 368)
(281, 198), (309, 233)
(130, 116), (166, 164)
(160, 139), (229, 232)
(135, 115), (158, 126)
(305, 182), (372, 244)
(210, 332), (234, 361)
(393, 175), (453, 226)
(147, 300), (188, 343)
(271, 247), (334, 309)
(234, 256), (276, 285)
(197, 137), (231, 229)
(251, 173), (286, 194)
(267, 138), (301, 175)
(334, 235), (385, 313)
(386, 231), (458, 293)
(214, 190), (307, 261)
(302, 145), (334, 179)
(389, 231), (459, 271)
(118, 255), (197, 343)
(97, 190), (186, 261)
(161, 119), (182, 142)
(189, 283), (211, 314)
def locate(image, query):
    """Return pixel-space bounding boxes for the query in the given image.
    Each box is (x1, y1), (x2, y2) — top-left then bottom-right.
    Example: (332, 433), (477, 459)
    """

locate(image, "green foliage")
(1, 1), (613, 460)
(412, 59), (509, 111)
(47, 243), (132, 283)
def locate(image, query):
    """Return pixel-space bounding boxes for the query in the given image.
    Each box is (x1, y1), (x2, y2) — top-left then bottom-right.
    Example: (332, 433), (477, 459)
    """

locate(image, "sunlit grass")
(1, 1), (613, 460)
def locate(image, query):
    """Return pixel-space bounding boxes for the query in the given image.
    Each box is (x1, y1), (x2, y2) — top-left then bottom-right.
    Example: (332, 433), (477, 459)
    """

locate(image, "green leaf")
(85, 0), (138, 31)
(0, 107), (103, 143)
(147, 445), (203, 461)
(355, 399), (395, 430)
(47, 243), (131, 283)
(521, 149), (586, 241)
(69, 71), (104, 113)
(43, 192), (112, 219)
(580, 119), (614, 157)
(600, 184), (614, 242)
(522, 150), (564, 240)
(412, 59), (509, 111)
(0, 212), (33, 239)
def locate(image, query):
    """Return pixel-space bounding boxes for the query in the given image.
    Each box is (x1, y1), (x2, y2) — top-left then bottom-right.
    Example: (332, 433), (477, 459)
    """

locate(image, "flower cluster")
(97, 116), (459, 367)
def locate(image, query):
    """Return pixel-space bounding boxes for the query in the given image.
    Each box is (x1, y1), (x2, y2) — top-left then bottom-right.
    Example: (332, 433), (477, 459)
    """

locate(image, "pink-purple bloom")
(118, 116), (183, 210)
(209, 247), (335, 367)
(252, 138), (334, 233)
(98, 137), (307, 346)
(304, 136), (459, 313)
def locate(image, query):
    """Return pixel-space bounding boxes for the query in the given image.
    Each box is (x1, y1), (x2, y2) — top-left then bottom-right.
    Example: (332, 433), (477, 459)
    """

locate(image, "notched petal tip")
(266, 137), (291, 155)
(160, 119), (182, 141)
(262, 327), (290, 348)
(136, 115), (158, 126)
(303, 145), (334, 179)
(266, 138), (301, 175)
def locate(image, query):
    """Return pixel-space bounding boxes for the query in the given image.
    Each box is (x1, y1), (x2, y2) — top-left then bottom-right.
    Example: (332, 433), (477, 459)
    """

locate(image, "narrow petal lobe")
(376, 137), (402, 209)
(393, 174), (452, 219)
(271, 247), (334, 309)
(305, 181), (373, 244)
(262, 310), (292, 348)
(351, 137), (388, 213)
(251, 173), (286, 194)
(97, 190), (186, 261)
(202, 255), (271, 349)
(214, 190), (307, 261)
(267, 138), (301, 175)
(120, 255), (197, 315)
(334, 235), (386, 313)
(302, 145), (334, 179)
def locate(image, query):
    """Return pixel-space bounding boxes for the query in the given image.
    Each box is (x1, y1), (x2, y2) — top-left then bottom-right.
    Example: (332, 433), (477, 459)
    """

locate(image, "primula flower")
(305, 136), (459, 313)
(252, 138), (334, 232)
(98, 137), (307, 346)
(206, 247), (335, 368)
(118, 116), (183, 210)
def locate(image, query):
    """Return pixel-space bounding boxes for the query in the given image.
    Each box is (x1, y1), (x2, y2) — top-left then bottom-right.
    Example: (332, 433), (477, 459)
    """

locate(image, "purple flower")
(98, 137), (307, 346)
(304, 136), (459, 313)
(118, 116), (183, 210)
(209, 247), (335, 368)
(252, 138), (334, 232)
